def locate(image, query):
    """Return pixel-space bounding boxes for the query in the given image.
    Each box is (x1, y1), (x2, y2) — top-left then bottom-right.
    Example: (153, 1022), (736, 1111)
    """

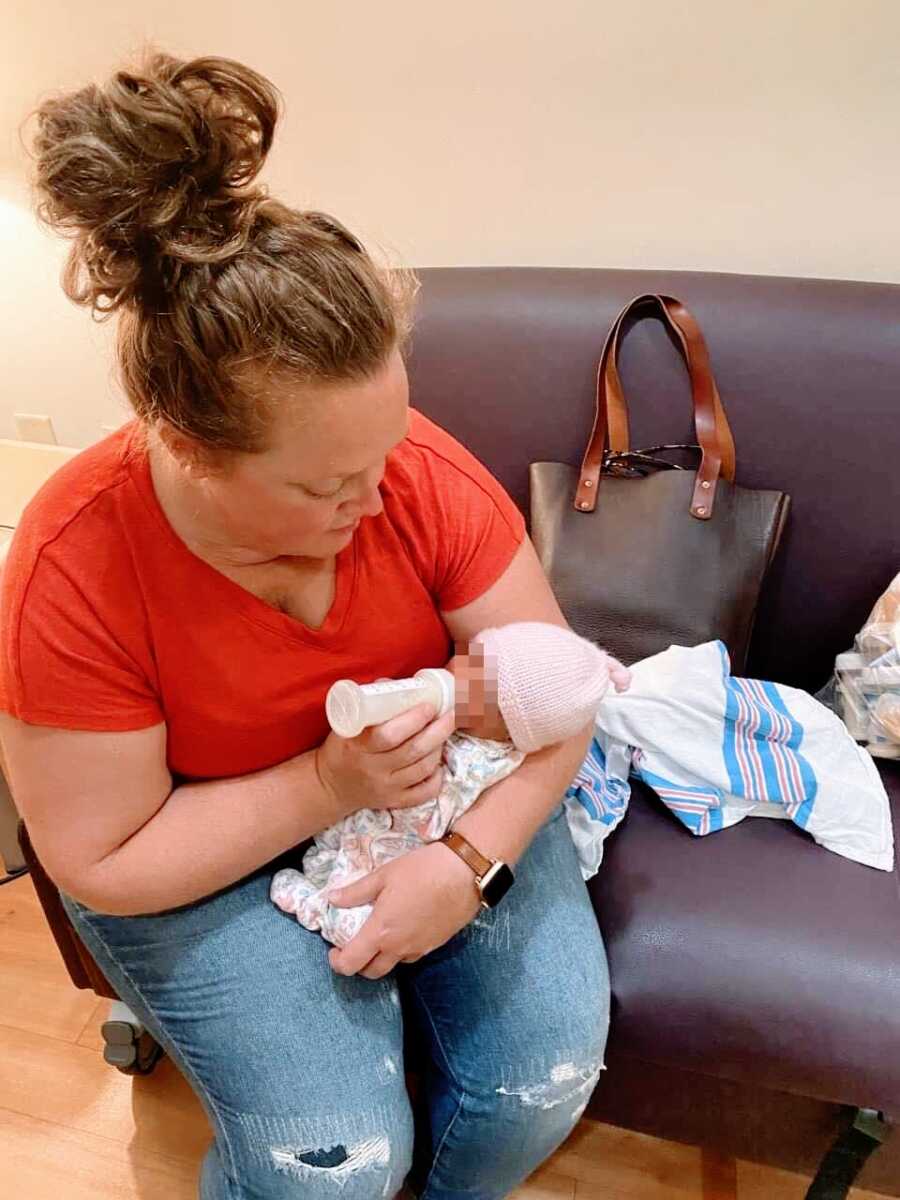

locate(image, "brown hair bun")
(32, 52), (279, 312)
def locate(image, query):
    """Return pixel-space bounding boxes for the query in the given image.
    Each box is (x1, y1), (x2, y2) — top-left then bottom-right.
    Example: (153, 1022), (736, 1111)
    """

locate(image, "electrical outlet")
(14, 413), (58, 445)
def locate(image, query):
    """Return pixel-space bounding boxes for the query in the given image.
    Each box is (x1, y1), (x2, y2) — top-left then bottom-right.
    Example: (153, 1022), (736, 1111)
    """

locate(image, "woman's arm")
(0, 694), (454, 917)
(452, 727), (593, 863)
(443, 537), (590, 862)
(0, 716), (338, 915)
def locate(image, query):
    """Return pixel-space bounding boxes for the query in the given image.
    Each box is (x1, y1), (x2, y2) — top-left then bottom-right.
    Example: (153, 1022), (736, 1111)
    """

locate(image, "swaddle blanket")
(271, 733), (523, 946)
(564, 641), (894, 877)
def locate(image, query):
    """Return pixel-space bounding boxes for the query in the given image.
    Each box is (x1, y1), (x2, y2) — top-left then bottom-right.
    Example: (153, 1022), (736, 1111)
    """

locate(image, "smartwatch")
(439, 830), (515, 909)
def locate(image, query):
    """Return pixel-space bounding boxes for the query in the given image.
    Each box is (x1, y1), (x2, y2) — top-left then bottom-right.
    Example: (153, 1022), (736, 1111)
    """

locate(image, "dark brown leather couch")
(15, 267), (900, 1190)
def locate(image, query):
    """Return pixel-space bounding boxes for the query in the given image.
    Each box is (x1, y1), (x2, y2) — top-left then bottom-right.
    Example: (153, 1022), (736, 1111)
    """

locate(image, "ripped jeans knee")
(495, 1052), (606, 1126)
(202, 1104), (414, 1200)
(420, 1048), (606, 1198)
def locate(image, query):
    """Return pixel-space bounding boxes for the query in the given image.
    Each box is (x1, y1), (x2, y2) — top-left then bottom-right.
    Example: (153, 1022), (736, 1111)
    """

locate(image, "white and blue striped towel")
(564, 641), (894, 878)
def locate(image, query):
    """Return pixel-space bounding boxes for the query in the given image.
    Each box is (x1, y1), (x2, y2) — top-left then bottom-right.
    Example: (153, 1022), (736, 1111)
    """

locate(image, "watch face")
(479, 862), (515, 908)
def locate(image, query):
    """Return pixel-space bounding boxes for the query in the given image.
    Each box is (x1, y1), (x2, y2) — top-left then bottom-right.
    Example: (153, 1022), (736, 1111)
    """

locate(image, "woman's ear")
(155, 421), (220, 480)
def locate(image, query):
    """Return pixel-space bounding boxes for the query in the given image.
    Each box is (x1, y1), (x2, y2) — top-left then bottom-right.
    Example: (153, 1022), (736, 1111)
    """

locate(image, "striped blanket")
(563, 641), (893, 878)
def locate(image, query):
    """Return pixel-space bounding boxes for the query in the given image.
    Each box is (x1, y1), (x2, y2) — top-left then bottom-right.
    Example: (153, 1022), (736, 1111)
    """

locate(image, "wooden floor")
(0, 873), (890, 1200)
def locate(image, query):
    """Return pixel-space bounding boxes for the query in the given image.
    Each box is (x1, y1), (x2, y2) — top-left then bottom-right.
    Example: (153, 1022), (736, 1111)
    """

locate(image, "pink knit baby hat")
(472, 622), (630, 753)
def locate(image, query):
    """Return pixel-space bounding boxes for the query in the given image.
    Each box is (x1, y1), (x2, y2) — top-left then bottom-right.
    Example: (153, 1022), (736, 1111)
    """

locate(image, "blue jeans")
(62, 804), (609, 1199)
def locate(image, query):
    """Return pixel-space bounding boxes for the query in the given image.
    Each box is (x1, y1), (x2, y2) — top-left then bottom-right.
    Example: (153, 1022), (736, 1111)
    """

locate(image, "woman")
(0, 54), (609, 1199)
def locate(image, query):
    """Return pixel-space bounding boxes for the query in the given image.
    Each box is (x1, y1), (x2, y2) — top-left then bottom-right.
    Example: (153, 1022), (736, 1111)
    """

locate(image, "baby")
(270, 623), (630, 945)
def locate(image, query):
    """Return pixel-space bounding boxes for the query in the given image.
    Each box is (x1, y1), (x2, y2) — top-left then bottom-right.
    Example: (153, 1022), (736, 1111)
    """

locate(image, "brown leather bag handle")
(604, 297), (736, 469)
(575, 295), (737, 520)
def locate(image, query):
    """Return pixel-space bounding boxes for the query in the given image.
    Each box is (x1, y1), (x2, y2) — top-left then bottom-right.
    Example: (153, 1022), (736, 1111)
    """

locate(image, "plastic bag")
(834, 571), (900, 759)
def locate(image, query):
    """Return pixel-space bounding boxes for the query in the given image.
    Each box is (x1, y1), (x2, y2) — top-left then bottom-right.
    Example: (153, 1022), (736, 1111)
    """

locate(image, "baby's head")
(451, 622), (630, 752)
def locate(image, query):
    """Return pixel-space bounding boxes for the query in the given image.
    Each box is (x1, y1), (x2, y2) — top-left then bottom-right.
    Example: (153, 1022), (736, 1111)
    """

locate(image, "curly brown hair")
(30, 52), (417, 453)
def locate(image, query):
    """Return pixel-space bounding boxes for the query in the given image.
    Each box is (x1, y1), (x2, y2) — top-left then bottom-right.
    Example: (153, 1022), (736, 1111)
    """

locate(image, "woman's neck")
(147, 437), (275, 569)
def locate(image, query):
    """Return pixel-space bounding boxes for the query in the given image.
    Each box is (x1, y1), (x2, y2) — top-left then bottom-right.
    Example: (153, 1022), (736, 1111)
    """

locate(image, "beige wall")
(1, 0), (898, 448)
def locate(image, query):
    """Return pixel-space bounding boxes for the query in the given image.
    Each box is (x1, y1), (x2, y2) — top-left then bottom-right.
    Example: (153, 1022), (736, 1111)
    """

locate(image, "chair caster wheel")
(101, 1002), (164, 1075)
(101, 1019), (164, 1074)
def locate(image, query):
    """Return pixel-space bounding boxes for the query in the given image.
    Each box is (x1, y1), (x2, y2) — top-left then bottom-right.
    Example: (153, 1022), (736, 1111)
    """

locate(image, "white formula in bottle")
(326, 668), (455, 738)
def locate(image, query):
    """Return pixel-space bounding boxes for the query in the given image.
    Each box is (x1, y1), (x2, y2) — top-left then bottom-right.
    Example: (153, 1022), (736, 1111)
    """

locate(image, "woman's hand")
(326, 841), (481, 978)
(316, 702), (456, 817)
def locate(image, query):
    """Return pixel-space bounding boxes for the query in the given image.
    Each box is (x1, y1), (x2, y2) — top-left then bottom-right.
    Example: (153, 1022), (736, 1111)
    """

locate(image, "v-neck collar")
(125, 426), (358, 647)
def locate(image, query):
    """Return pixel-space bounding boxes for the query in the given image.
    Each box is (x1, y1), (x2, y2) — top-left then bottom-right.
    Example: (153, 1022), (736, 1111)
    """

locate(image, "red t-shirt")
(0, 410), (524, 780)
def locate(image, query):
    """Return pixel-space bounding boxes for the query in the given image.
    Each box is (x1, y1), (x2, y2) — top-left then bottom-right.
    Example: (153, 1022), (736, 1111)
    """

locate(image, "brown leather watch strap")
(440, 830), (493, 879)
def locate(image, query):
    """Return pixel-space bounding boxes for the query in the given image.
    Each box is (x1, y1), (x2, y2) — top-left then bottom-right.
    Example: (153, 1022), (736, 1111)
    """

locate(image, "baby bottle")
(326, 669), (455, 739)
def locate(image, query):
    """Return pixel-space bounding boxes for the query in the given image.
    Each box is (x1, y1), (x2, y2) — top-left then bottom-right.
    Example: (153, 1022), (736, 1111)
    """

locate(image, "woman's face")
(200, 348), (411, 561)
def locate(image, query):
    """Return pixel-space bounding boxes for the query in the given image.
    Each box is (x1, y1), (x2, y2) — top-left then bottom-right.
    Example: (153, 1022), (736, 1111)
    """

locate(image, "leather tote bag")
(530, 294), (790, 671)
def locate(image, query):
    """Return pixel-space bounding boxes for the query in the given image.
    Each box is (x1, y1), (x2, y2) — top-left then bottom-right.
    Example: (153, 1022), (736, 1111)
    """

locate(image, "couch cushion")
(589, 759), (900, 1112)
